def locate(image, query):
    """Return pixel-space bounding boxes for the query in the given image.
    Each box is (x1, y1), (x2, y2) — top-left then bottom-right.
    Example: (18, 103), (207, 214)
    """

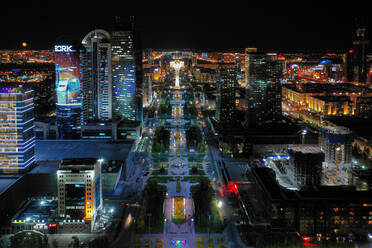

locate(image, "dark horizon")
(1, 5), (371, 52)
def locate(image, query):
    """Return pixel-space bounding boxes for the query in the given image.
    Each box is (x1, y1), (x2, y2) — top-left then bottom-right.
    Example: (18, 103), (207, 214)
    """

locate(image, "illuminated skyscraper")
(57, 158), (102, 221)
(347, 27), (369, 83)
(216, 62), (237, 124)
(81, 29), (113, 124)
(55, 43), (82, 139)
(111, 17), (137, 121)
(0, 87), (35, 174)
(143, 75), (152, 107)
(244, 51), (284, 127)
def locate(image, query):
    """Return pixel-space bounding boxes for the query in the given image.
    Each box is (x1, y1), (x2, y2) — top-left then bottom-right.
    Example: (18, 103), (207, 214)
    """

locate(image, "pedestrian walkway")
(130, 233), (227, 248)
(132, 89), (236, 248)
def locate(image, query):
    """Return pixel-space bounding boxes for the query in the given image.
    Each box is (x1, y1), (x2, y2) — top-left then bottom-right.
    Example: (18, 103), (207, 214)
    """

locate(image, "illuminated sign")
(319, 60), (331, 65)
(55, 46), (81, 107)
(54, 45), (74, 53)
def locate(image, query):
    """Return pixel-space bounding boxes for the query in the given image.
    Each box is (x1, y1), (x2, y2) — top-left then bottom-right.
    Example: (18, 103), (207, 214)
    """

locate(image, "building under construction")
(287, 145), (325, 188)
(320, 126), (354, 169)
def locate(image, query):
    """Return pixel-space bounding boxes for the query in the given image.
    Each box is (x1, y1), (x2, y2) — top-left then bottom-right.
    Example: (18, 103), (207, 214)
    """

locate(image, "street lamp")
(335, 147), (341, 171)
(208, 215), (211, 239)
(301, 130), (307, 145)
(217, 200), (223, 208)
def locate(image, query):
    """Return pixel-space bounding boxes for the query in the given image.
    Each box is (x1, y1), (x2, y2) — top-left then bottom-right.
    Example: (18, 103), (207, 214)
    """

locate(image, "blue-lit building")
(81, 29), (113, 125)
(54, 43), (82, 139)
(111, 30), (137, 121)
(0, 87), (35, 174)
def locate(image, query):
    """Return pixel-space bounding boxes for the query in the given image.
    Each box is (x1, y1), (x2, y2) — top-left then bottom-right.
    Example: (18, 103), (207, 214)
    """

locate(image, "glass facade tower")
(244, 51), (284, 127)
(216, 62), (237, 124)
(0, 87), (35, 173)
(81, 29), (113, 124)
(55, 44), (82, 139)
(111, 30), (137, 121)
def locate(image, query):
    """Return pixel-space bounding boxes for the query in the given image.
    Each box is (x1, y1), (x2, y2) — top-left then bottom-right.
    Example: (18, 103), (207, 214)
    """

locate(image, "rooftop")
(0, 175), (22, 196)
(0, 86), (32, 94)
(11, 198), (57, 224)
(287, 144), (323, 154)
(313, 95), (352, 102)
(321, 125), (353, 135)
(284, 83), (372, 94)
(60, 158), (97, 165)
(35, 140), (133, 162)
(252, 167), (372, 202)
(59, 158), (98, 171)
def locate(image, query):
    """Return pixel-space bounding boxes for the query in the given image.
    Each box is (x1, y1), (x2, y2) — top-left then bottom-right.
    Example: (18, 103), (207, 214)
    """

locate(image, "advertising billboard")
(55, 45), (81, 106)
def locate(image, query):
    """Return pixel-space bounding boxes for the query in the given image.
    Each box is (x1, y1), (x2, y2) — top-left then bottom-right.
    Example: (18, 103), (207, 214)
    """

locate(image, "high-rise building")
(320, 126), (354, 169)
(134, 23), (144, 125)
(265, 81), (282, 123)
(57, 158), (102, 221)
(111, 16), (140, 122)
(216, 62), (237, 124)
(347, 27), (369, 83)
(0, 86), (35, 174)
(81, 29), (113, 125)
(143, 75), (152, 107)
(244, 51), (284, 127)
(287, 145), (324, 187)
(54, 43), (82, 138)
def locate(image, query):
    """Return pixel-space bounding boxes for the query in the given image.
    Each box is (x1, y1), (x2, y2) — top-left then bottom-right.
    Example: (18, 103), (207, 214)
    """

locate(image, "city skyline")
(0, 6), (372, 247)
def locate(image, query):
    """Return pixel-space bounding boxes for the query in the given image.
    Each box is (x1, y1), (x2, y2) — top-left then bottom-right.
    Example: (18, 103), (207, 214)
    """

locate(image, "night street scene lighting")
(0, 5), (371, 248)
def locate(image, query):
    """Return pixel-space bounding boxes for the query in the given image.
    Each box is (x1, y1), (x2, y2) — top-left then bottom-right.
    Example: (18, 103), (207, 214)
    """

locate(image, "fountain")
(170, 60), (184, 88)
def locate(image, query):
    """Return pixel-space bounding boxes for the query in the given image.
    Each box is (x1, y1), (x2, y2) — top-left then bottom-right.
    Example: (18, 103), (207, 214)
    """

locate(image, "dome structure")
(81, 29), (111, 45)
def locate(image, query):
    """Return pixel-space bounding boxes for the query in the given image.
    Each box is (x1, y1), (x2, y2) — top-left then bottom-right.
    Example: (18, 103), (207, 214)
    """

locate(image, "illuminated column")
(170, 61), (184, 88)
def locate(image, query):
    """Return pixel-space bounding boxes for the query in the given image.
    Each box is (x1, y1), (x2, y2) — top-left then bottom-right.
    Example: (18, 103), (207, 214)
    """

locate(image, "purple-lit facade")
(0, 87), (35, 173)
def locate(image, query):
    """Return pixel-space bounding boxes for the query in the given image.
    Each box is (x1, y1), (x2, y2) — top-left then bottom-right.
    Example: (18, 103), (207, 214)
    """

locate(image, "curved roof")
(82, 29), (111, 45)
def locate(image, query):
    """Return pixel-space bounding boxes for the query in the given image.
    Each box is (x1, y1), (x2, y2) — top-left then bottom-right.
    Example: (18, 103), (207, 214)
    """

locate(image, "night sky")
(1, 4), (370, 52)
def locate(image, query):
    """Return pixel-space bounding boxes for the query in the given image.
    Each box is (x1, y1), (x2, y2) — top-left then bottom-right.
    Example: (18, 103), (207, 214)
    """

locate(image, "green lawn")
(172, 218), (186, 225)
(189, 169), (206, 175)
(153, 158), (169, 163)
(151, 169), (168, 175)
(184, 153), (205, 158)
(182, 176), (208, 183)
(188, 158), (204, 163)
(148, 176), (174, 183)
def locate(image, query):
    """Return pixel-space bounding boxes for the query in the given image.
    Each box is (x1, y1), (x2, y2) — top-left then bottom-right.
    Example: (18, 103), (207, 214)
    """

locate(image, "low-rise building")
(251, 167), (372, 238)
(57, 158), (103, 233)
(10, 197), (58, 234)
